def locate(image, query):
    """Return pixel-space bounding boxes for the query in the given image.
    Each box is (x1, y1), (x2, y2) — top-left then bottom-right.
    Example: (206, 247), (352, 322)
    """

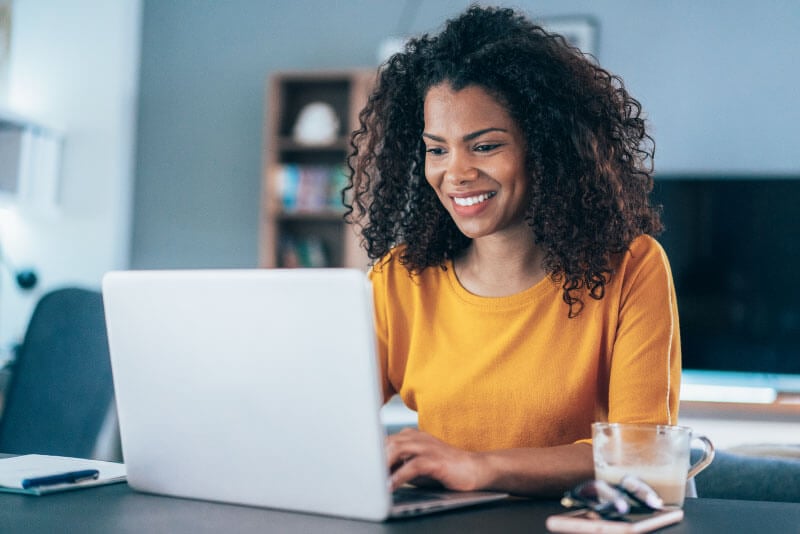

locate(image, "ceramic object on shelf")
(292, 101), (339, 146)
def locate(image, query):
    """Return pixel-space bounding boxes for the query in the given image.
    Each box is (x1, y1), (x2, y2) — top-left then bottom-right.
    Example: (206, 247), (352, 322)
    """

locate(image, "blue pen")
(21, 469), (100, 489)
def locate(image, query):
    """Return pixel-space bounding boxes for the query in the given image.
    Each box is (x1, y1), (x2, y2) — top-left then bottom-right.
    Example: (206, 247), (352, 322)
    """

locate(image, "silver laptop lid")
(103, 269), (392, 520)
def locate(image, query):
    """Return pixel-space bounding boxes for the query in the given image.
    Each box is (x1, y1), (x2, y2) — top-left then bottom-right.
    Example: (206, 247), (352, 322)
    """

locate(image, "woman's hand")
(386, 429), (594, 496)
(386, 428), (487, 491)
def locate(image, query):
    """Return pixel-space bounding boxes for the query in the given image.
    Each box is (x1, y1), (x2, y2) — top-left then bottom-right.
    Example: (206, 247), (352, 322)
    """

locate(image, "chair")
(0, 287), (119, 459)
(692, 449), (800, 503)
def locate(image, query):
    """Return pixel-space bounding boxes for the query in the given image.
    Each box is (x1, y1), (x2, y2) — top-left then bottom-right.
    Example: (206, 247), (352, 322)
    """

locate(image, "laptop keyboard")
(392, 487), (448, 505)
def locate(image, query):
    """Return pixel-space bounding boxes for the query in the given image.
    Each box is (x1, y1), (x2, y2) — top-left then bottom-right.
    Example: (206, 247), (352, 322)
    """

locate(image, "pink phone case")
(546, 507), (684, 533)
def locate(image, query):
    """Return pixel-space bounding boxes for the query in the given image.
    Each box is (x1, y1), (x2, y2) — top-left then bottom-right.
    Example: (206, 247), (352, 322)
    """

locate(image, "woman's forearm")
(476, 442), (594, 497)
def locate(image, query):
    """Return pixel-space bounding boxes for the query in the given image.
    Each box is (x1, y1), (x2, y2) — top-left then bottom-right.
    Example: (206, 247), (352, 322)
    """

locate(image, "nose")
(445, 151), (479, 185)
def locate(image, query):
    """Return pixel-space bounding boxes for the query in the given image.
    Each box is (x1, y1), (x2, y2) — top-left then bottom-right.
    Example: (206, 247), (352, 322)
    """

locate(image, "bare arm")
(387, 428), (593, 497)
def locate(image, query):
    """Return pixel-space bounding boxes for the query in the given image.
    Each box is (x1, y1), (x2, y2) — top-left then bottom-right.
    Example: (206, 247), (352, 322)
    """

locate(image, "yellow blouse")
(369, 235), (681, 451)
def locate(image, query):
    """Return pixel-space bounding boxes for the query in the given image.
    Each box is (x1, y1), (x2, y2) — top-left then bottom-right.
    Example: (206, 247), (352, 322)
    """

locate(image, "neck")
(454, 229), (546, 297)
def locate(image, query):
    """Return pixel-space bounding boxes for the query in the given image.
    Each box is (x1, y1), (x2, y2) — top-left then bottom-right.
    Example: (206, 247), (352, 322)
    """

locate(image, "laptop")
(102, 268), (507, 521)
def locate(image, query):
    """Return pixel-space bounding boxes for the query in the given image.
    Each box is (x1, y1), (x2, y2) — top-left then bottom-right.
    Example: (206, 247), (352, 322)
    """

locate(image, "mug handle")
(687, 435), (716, 479)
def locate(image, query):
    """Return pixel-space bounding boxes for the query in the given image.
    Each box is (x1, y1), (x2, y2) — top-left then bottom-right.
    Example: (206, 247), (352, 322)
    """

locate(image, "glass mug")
(592, 422), (715, 507)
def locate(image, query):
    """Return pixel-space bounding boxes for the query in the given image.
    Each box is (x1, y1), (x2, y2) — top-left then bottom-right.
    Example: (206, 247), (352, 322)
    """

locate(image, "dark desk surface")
(1, 483), (799, 533)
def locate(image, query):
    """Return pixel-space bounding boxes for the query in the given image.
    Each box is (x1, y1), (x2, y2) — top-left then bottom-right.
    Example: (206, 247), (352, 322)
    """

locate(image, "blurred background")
(0, 0), (798, 363)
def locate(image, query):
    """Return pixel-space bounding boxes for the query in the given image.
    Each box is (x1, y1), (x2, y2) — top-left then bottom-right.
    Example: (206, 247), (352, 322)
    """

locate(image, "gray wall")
(131, 0), (800, 269)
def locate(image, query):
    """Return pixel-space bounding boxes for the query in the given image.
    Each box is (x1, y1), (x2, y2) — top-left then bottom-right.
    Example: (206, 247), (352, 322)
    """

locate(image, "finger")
(386, 440), (421, 475)
(386, 431), (431, 466)
(390, 466), (411, 490)
(385, 438), (411, 469)
(386, 427), (425, 448)
(390, 455), (439, 490)
(389, 453), (412, 473)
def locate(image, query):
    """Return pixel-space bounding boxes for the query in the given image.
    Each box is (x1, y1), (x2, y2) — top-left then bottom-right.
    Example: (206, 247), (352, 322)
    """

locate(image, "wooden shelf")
(259, 70), (374, 269)
(276, 137), (350, 152)
(277, 210), (347, 222)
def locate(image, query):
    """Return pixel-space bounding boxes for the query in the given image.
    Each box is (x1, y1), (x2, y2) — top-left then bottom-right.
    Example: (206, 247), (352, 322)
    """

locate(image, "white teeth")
(453, 191), (496, 206)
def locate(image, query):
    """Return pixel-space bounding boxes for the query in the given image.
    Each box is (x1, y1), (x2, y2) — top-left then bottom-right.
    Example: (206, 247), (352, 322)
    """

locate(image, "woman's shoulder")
(368, 245), (413, 288)
(368, 245), (405, 277)
(368, 245), (447, 288)
(626, 234), (667, 264)
(615, 234), (672, 287)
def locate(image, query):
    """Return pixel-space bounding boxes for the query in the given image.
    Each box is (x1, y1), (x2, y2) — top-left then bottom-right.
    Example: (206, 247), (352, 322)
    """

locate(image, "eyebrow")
(422, 127), (509, 143)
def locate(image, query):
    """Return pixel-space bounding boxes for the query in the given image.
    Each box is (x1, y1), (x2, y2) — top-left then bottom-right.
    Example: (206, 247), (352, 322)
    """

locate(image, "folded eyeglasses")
(561, 476), (665, 520)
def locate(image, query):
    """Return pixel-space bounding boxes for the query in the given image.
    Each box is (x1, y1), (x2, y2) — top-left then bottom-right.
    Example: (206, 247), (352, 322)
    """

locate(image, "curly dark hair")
(344, 5), (662, 317)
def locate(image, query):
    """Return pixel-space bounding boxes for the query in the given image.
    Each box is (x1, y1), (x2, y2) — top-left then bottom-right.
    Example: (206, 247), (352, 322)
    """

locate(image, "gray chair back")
(693, 449), (800, 503)
(0, 287), (116, 458)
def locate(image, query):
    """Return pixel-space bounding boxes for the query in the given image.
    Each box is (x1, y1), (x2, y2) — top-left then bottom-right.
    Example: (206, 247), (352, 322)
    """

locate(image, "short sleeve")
(607, 237), (682, 425)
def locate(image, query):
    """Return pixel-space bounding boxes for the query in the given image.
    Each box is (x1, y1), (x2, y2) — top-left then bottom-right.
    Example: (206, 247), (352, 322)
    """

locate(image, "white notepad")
(0, 454), (126, 495)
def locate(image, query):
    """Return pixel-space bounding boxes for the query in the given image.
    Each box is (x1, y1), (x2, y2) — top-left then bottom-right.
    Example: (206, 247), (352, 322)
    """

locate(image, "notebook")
(0, 454), (126, 495)
(102, 268), (507, 521)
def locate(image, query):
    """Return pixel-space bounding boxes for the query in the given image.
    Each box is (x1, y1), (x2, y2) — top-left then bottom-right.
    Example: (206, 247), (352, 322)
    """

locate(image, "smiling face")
(423, 83), (530, 241)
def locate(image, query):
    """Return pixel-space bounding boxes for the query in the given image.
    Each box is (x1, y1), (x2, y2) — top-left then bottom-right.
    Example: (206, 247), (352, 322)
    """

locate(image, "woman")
(345, 6), (680, 497)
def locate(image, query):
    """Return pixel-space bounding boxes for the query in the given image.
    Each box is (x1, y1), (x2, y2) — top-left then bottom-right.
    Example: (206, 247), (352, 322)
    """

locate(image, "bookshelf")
(260, 70), (374, 268)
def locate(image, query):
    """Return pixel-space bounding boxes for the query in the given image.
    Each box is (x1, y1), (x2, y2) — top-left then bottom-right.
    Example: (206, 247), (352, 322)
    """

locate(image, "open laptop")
(102, 268), (507, 521)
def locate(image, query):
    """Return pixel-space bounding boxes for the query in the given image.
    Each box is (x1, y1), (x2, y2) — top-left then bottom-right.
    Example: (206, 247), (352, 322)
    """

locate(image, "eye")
(474, 143), (502, 152)
(425, 146), (446, 156)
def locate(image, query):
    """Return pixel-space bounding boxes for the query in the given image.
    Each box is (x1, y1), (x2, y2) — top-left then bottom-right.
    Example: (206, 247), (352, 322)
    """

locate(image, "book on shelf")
(276, 164), (348, 213)
(279, 236), (329, 268)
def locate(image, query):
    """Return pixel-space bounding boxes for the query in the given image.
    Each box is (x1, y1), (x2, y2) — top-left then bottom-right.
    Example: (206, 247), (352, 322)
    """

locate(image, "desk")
(1, 483), (799, 533)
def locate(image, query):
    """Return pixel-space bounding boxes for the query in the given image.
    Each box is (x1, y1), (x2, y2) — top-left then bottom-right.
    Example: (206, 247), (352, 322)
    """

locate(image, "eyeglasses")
(561, 476), (664, 520)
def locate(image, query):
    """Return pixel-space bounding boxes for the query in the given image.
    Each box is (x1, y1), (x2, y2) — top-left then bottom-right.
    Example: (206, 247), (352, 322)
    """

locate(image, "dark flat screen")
(652, 177), (800, 375)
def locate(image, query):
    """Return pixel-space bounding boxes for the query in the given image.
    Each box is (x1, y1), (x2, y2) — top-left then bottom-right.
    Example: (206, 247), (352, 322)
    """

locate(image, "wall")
(131, 0), (800, 270)
(0, 0), (141, 351)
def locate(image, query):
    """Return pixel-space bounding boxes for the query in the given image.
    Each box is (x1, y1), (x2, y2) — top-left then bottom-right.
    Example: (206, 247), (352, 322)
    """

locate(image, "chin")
(453, 223), (492, 240)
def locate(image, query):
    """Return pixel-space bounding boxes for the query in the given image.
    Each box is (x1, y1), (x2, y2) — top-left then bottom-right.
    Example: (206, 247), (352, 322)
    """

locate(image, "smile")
(452, 191), (497, 206)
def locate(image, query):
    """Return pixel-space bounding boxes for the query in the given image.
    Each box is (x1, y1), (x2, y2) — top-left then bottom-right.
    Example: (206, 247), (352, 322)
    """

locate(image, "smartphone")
(546, 507), (684, 533)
